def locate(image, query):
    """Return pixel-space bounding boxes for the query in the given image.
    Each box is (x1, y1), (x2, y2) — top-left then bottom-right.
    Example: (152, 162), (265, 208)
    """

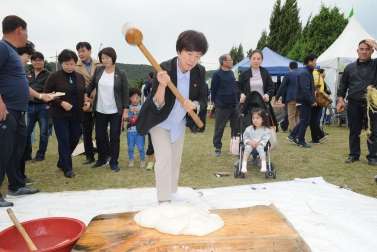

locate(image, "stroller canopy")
(240, 91), (269, 116)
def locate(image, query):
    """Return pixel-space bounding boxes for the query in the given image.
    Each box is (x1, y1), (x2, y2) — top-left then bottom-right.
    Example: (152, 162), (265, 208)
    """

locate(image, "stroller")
(233, 91), (276, 179)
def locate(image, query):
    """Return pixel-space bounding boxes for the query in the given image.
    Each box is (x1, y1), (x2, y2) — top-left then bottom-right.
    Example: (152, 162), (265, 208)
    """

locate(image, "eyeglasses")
(130, 97), (141, 101)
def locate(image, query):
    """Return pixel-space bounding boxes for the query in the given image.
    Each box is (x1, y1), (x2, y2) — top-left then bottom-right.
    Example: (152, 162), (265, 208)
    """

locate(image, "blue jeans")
(127, 131), (145, 160)
(291, 104), (311, 143)
(26, 103), (49, 158)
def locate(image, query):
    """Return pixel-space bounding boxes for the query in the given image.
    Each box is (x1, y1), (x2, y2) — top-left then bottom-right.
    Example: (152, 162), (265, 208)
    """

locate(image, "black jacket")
(27, 69), (51, 103)
(338, 58), (377, 105)
(135, 57), (207, 136)
(86, 66), (129, 116)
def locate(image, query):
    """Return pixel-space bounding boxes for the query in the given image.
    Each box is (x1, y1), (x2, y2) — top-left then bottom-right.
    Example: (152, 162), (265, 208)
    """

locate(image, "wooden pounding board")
(72, 205), (311, 251)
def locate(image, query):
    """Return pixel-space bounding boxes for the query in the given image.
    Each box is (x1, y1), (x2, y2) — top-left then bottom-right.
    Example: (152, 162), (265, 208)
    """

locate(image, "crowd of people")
(1, 14), (377, 207)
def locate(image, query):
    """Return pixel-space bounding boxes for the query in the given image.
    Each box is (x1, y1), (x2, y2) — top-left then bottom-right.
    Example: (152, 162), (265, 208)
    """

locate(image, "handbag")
(324, 82), (331, 95)
(269, 126), (278, 151)
(229, 136), (240, 156)
(315, 91), (332, 107)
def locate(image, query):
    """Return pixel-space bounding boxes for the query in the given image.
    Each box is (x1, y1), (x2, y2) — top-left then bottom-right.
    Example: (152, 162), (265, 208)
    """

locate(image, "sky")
(1, 0), (376, 70)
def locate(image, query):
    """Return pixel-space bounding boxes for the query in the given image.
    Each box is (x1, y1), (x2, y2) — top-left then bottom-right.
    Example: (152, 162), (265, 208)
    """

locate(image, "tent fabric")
(232, 47), (304, 76)
(317, 17), (376, 104)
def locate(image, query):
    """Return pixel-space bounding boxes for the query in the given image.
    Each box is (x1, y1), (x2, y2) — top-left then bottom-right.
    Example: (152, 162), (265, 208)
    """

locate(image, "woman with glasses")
(85, 47), (129, 172)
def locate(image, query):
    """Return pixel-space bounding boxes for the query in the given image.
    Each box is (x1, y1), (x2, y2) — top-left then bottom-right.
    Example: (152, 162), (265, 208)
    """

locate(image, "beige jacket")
(75, 58), (102, 103)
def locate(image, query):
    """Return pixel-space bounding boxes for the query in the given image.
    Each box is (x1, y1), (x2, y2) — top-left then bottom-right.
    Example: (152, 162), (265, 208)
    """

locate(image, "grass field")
(1, 117), (377, 198)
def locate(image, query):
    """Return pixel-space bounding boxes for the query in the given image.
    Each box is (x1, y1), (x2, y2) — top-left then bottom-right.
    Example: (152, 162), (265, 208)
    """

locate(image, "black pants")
(82, 112), (110, 159)
(213, 105), (239, 149)
(95, 112), (122, 165)
(146, 133), (154, 156)
(347, 103), (377, 160)
(0, 109), (26, 196)
(309, 106), (325, 142)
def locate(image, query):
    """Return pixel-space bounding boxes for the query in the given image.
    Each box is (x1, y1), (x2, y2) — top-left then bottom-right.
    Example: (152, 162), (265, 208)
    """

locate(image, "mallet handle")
(138, 43), (203, 128)
(7, 208), (38, 251)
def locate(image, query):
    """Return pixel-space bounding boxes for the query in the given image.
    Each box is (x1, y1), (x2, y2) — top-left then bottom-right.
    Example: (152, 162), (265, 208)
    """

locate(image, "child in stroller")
(241, 108), (270, 173)
(234, 91), (277, 179)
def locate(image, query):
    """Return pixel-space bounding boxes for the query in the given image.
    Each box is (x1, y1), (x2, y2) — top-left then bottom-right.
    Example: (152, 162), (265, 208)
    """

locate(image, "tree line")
(229, 1), (348, 64)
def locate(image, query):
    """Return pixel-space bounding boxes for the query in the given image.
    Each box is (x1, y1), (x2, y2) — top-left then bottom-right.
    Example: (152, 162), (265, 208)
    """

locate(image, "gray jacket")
(86, 66), (129, 115)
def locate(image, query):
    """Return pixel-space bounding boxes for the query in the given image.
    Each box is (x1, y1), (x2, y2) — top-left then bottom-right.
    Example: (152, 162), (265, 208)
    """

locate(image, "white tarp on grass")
(1, 177), (376, 252)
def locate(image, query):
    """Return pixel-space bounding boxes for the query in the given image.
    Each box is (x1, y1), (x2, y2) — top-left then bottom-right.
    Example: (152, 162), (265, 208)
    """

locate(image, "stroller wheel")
(271, 163), (276, 179)
(265, 165), (270, 179)
(234, 167), (239, 178)
(241, 172), (245, 178)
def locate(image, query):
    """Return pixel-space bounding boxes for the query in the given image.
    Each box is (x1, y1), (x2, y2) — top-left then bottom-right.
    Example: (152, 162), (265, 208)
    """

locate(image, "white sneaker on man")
(172, 192), (188, 203)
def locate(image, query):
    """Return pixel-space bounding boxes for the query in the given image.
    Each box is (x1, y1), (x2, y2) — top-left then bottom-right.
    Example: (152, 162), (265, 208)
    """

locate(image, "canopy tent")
(232, 47), (304, 76)
(317, 16), (376, 104)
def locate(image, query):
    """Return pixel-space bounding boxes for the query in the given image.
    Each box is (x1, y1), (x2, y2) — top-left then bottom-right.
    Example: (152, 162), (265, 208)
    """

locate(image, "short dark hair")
(249, 50), (263, 59)
(289, 61), (298, 70)
(359, 39), (367, 46)
(148, 71), (154, 79)
(250, 108), (270, 129)
(176, 30), (208, 55)
(76, 42), (92, 51)
(129, 87), (141, 97)
(2, 15), (27, 34)
(219, 54), (228, 66)
(98, 47), (117, 64)
(318, 69), (325, 74)
(31, 51), (44, 61)
(18, 40), (35, 56)
(58, 49), (78, 64)
(303, 54), (317, 65)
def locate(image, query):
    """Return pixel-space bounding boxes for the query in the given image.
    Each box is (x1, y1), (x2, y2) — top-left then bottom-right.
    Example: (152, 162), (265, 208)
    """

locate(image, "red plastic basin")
(0, 217), (86, 252)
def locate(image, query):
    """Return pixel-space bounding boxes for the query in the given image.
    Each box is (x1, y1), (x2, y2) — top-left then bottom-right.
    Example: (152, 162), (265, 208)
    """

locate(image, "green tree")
(266, 0), (281, 52)
(129, 78), (145, 89)
(277, 0), (302, 56)
(246, 48), (253, 58)
(229, 43), (244, 65)
(286, 5), (348, 61)
(256, 29), (268, 50)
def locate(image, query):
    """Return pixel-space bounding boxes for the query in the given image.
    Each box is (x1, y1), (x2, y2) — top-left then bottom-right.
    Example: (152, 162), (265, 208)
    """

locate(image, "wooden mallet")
(121, 23), (203, 128)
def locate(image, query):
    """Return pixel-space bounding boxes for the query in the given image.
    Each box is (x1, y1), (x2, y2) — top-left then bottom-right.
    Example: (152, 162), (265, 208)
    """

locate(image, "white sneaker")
(172, 192), (188, 203)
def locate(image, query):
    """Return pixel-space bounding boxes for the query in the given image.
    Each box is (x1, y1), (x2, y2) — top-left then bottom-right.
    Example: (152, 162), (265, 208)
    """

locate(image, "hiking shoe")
(23, 177), (36, 185)
(64, 171), (76, 178)
(297, 142), (311, 148)
(7, 187), (39, 198)
(110, 164), (120, 172)
(140, 160), (146, 168)
(0, 197), (13, 207)
(83, 157), (95, 165)
(286, 134), (298, 144)
(128, 159), (135, 168)
(146, 162), (154, 170)
(308, 140), (320, 144)
(319, 135), (328, 141)
(172, 192), (188, 203)
(368, 159), (377, 166)
(213, 149), (221, 157)
(345, 157), (359, 163)
(32, 156), (44, 162)
(91, 161), (108, 169)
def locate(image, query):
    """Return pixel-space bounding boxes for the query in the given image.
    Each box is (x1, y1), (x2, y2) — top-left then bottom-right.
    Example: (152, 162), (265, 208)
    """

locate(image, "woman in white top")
(85, 47), (129, 172)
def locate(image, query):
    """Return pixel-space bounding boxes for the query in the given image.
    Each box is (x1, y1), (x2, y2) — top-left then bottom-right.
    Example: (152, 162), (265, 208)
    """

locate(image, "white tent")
(317, 16), (376, 104)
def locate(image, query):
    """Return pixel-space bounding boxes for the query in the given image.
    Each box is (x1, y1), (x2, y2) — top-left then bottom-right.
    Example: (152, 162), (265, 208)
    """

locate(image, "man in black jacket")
(211, 54), (238, 157)
(25, 52), (51, 162)
(337, 39), (377, 165)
